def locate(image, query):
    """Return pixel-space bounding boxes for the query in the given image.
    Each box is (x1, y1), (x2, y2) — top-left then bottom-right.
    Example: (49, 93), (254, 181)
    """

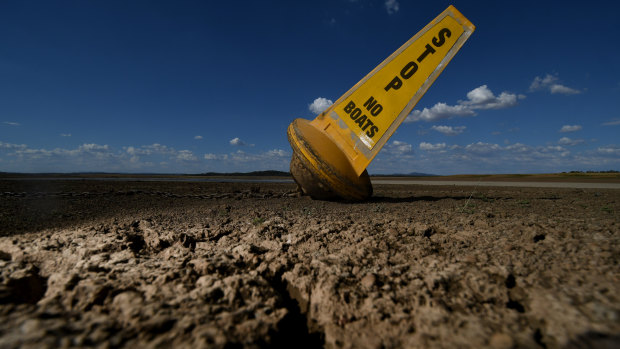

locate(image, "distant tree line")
(562, 170), (619, 173)
(198, 170), (291, 177)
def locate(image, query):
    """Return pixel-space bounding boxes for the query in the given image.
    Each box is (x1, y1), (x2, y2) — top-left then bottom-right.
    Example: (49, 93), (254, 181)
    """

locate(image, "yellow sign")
(312, 5), (475, 176)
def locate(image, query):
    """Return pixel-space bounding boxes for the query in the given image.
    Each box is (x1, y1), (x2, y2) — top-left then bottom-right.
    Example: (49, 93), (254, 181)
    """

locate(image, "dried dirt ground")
(0, 179), (619, 348)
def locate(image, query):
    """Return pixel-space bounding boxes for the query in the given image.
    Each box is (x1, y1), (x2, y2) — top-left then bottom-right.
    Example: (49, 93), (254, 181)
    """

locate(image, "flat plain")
(0, 177), (618, 348)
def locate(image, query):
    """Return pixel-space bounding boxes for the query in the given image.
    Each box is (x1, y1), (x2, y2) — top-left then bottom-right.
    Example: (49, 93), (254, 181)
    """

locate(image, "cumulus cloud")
(431, 125), (466, 136)
(371, 138), (619, 175)
(384, 140), (413, 155)
(419, 142), (446, 151)
(229, 137), (253, 147)
(529, 74), (556, 91)
(463, 85), (524, 110)
(530, 74), (581, 95)
(125, 143), (175, 156)
(308, 97), (333, 114)
(416, 141), (573, 171)
(3, 121), (20, 126)
(176, 150), (197, 161)
(385, 0), (399, 14)
(5, 143), (113, 163)
(202, 148), (288, 166)
(0, 141), (291, 173)
(265, 149), (289, 157)
(125, 146), (141, 156)
(407, 103), (475, 122)
(505, 143), (530, 153)
(559, 125), (582, 133)
(558, 137), (585, 146)
(79, 144), (110, 152)
(0, 141), (27, 150)
(230, 137), (244, 146)
(406, 85), (523, 122)
(464, 142), (502, 154)
(597, 146), (620, 155)
(194, 135), (203, 140)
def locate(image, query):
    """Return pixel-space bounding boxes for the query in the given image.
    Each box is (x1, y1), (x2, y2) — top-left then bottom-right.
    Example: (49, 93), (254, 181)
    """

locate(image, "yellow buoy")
(288, 5), (475, 200)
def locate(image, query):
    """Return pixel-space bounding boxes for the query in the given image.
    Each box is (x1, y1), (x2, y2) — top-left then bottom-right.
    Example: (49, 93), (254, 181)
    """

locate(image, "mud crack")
(265, 269), (324, 348)
(1, 265), (48, 305)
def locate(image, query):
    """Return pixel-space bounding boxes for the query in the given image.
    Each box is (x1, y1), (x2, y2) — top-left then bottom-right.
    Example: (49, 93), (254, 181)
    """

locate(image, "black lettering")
(400, 61), (418, 79)
(363, 96), (383, 116)
(362, 118), (374, 131)
(417, 44), (436, 63)
(350, 108), (362, 120)
(344, 101), (355, 113)
(385, 76), (403, 91)
(432, 28), (451, 47)
(366, 125), (379, 138)
(370, 104), (383, 116)
(363, 96), (377, 110)
(355, 114), (367, 127)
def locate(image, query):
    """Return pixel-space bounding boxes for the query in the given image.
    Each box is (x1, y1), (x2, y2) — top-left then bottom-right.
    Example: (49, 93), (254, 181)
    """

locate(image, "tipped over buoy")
(288, 6), (475, 201)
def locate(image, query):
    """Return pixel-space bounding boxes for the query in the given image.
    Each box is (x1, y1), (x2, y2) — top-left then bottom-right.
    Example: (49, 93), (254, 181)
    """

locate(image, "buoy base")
(287, 118), (372, 201)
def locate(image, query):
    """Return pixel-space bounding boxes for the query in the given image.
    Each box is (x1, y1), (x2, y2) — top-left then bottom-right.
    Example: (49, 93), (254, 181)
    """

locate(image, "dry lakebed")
(0, 178), (618, 348)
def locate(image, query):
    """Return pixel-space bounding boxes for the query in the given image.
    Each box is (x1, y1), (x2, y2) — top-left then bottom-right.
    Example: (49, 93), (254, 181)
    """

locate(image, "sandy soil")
(0, 179), (619, 348)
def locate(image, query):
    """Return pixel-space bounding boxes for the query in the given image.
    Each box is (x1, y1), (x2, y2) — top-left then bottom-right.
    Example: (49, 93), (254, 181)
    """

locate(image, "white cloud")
(558, 137), (585, 146)
(462, 85), (523, 110)
(371, 138), (618, 175)
(125, 146), (139, 155)
(194, 135), (203, 140)
(542, 145), (568, 153)
(265, 149), (289, 157)
(384, 140), (413, 155)
(229, 137), (254, 147)
(505, 143), (531, 153)
(0, 141), (27, 150)
(529, 74), (557, 91)
(125, 143), (175, 156)
(308, 97), (333, 114)
(407, 103), (475, 122)
(465, 142), (501, 154)
(431, 125), (466, 136)
(597, 146), (620, 155)
(203, 148), (289, 166)
(60, 133), (71, 137)
(176, 150), (197, 161)
(419, 142), (446, 151)
(145, 144), (174, 155)
(385, 0), (399, 14)
(119, 143), (206, 169)
(602, 119), (620, 126)
(79, 144), (109, 152)
(230, 137), (244, 146)
(0, 141), (291, 173)
(6, 143), (113, 163)
(3, 121), (20, 126)
(559, 125), (582, 133)
(406, 85), (522, 123)
(550, 85), (581, 95)
(530, 74), (581, 95)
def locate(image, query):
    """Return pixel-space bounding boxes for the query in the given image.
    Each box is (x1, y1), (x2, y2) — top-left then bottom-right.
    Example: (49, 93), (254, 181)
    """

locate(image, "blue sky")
(1, 0), (619, 174)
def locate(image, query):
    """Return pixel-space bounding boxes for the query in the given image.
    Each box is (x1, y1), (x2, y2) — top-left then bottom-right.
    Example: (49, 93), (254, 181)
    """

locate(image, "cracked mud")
(0, 180), (619, 348)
